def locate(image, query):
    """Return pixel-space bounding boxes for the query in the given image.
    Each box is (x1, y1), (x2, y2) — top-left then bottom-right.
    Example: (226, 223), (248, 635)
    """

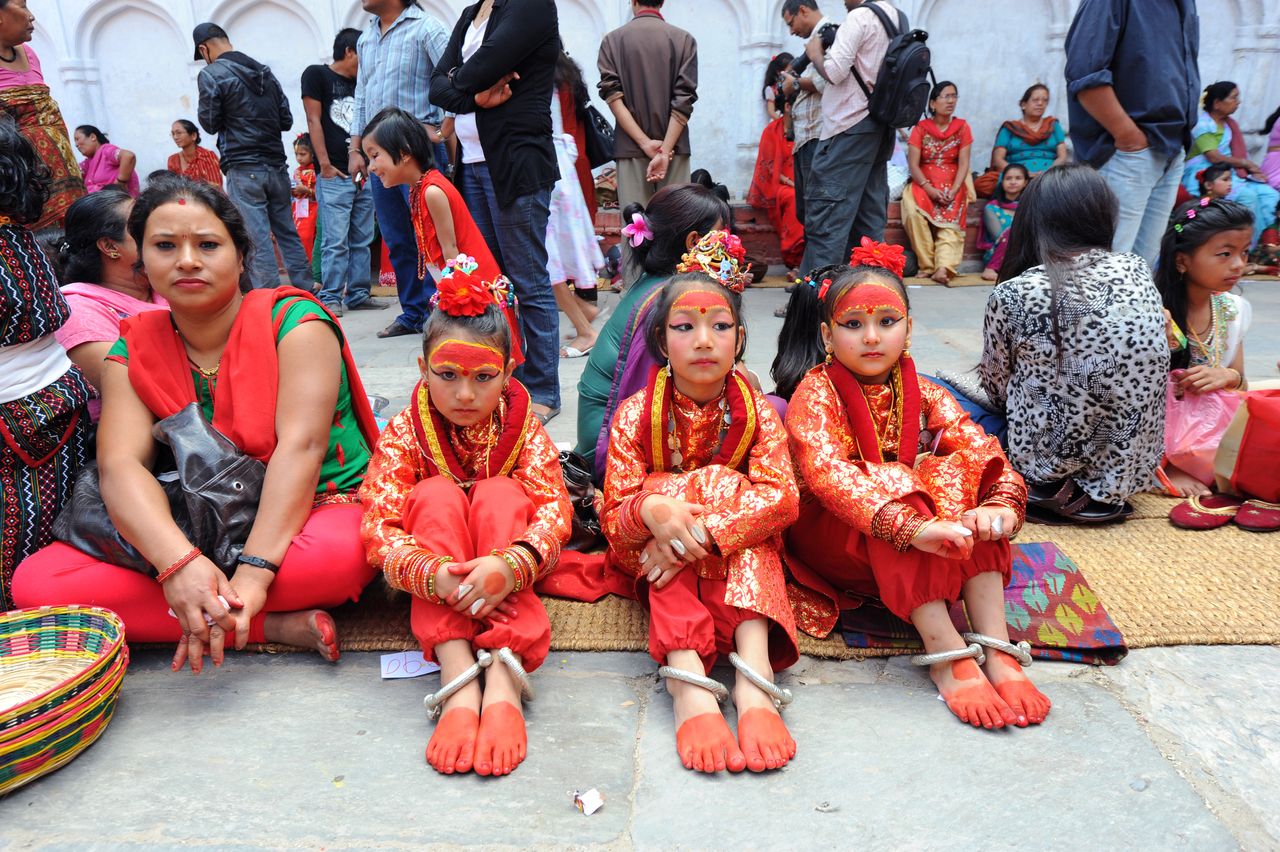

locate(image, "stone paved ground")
(3, 280), (1278, 850)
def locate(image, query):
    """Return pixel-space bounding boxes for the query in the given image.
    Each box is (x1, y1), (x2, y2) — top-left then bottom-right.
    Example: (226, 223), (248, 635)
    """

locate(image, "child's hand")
(445, 556), (516, 622)
(638, 537), (687, 589)
(962, 506), (1018, 541)
(910, 520), (974, 560)
(1178, 365), (1239, 395)
(639, 495), (709, 564)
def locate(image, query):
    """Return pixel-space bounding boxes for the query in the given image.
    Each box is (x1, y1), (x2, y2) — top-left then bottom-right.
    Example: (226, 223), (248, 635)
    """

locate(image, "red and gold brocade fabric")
(602, 385), (800, 639)
(359, 385), (571, 593)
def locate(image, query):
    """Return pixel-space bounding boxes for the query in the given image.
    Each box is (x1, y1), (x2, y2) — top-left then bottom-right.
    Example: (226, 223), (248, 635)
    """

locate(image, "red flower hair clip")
(431, 256), (497, 317)
(849, 237), (907, 279)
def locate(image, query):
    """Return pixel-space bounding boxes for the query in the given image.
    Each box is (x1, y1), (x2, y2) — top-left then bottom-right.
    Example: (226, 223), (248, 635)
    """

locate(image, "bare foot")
(930, 658), (1017, 729)
(1166, 466), (1211, 498)
(473, 702), (526, 776)
(263, 609), (340, 661)
(733, 674), (794, 771)
(931, 267), (952, 285)
(670, 678), (745, 773)
(982, 651), (1051, 726)
(427, 707), (480, 774)
(981, 268), (998, 281)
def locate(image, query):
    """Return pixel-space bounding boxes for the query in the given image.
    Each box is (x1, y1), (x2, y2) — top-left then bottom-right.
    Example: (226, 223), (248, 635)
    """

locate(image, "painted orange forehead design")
(670, 288), (733, 318)
(428, 338), (504, 376)
(834, 282), (907, 323)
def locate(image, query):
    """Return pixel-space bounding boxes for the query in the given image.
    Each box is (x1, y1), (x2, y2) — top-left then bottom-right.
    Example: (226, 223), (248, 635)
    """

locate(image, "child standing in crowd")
(361, 108), (522, 362)
(603, 232), (801, 775)
(783, 241), (1050, 729)
(360, 264), (570, 777)
(292, 133), (318, 266)
(1155, 198), (1254, 500)
(978, 164), (1028, 281)
(1197, 163), (1235, 201)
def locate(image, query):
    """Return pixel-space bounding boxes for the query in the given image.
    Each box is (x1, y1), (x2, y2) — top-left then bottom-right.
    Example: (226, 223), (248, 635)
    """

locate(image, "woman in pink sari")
(74, 124), (138, 196)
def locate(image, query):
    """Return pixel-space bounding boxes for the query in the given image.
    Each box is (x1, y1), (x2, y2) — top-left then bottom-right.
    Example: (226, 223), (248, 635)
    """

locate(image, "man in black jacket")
(429, 0), (562, 422)
(194, 23), (313, 290)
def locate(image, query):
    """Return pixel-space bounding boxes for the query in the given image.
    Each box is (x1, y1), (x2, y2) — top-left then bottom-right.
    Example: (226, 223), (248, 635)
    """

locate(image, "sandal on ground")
(376, 320), (418, 339)
(560, 345), (593, 358)
(1168, 494), (1245, 530)
(533, 407), (560, 426)
(1234, 499), (1280, 532)
(1026, 479), (1128, 525)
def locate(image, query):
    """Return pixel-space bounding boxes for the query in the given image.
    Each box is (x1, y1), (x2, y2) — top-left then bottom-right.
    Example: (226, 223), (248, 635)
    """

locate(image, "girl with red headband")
(602, 231), (801, 775)
(783, 238), (1051, 730)
(359, 260), (570, 777)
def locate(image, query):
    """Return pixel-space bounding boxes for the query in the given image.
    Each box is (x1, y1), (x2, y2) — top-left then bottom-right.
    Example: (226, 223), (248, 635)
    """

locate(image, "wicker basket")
(0, 605), (129, 795)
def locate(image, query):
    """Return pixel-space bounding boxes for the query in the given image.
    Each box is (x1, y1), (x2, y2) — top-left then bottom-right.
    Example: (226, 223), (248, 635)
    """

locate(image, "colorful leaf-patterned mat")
(838, 542), (1127, 665)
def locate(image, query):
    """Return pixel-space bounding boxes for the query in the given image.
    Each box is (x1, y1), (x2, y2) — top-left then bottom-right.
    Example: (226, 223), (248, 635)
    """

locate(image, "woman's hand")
(446, 556), (516, 621)
(162, 555), (242, 674)
(227, 566), (275, 652)
(910, 519), (974, 560)
(639, 494), (709, 564)
(962, 506), (1018, 542)
(475, 72), (518, 109)
(638, 537), (686, 589)
(1178, 365), (1241, 395)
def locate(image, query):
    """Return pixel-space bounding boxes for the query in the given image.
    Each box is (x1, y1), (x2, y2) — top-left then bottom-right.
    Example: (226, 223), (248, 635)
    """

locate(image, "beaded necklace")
(665, 376), (730, 472)
(1187, 295), (1227, 368)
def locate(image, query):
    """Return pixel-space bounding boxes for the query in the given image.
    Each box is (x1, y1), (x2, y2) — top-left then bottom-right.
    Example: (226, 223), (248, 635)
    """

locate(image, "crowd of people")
(1, 0), (1278, 784)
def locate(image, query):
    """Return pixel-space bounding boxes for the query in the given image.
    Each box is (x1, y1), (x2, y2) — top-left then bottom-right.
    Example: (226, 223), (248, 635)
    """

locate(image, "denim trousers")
(316, 175), (375, 309)
(370, 173), (431, 331)
(1097, 148), (1185, 265)
(225, 165), (314, 289)
(793, 139), (816, 225)
(461, 162), (559, 409)
(801, 118), (894, 272)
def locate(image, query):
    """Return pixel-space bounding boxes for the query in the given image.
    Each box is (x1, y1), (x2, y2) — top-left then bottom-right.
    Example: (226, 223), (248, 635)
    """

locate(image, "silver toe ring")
(728, 652), (794, 709)
(494, 646), (536, 703)
(963, 632), (1033, 667)
(909, 642), (986, 667)
(657, 665), (729, 703)
(424, 649), (493, 720)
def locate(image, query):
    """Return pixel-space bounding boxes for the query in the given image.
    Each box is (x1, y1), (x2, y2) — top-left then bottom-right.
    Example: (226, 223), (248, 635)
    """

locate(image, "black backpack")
(851, 3), (935, 129)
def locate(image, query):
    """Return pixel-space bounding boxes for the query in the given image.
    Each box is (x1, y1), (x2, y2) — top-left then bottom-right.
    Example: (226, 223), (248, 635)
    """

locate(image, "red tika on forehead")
(834, 281), (907, 321)
(428, 338), (504, 376)
(670, 289), (733, 316)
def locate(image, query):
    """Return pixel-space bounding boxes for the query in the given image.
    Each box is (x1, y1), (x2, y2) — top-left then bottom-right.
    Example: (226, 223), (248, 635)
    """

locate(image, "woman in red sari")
(902, 81), (973, 285)
(748, 55), (805, 272)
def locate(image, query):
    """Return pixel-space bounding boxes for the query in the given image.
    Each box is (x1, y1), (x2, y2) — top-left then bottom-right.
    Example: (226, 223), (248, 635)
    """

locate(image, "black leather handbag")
(52, 403), (265, 576)
(584, 104), (616, 169)
(559, 450), (605, 553)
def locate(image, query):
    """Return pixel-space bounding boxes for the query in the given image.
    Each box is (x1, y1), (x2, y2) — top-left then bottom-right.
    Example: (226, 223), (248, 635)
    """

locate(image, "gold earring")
(824, 346), (834, 365)
(108, 251), (120, 259)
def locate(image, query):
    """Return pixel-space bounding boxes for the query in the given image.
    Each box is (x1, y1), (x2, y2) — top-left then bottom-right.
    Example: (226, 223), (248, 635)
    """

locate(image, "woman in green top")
(14, 177), (380, 673)
(574, 183), (730, 480)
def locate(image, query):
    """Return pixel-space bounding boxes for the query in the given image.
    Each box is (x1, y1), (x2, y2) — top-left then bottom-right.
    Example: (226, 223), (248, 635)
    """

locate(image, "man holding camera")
(800, 0), (897, 271)
(778, 0), (834, 226)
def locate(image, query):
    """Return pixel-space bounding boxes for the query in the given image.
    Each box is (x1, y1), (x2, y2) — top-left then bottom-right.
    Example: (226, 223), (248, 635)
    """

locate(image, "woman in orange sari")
(748, 55), (805, 273)
(901, 81), (973, 285)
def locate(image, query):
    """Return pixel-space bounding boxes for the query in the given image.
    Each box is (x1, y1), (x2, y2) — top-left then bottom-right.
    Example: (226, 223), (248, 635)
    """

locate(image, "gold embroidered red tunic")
(603, 384), (800, 639)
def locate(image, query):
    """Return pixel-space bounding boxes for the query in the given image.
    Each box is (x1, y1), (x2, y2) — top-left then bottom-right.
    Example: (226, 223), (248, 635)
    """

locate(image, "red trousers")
(645, 568), (756, 673)
(403, 477), (550, 672)
(12, 504), (376, 643)
(787, 495), (1011, 623)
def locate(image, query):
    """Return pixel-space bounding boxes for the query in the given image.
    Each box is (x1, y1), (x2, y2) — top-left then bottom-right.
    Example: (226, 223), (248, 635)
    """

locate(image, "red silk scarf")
(824, 355), (922, 465)
(410, 377), (532, 486)
(642, 365), (757, 473)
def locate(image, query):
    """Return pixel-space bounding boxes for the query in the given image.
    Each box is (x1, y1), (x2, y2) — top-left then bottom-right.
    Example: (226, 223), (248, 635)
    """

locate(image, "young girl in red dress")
(602, 231), (801, 775)
(783, 239), (1051, 729)
(291, 134), (319, 265)
(360, 264), (569, 777)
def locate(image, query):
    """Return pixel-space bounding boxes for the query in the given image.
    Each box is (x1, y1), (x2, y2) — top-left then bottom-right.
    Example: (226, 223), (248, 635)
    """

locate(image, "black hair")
(294, 132), (315, 156)
(999, 163), (1118, 366)
(771, 264), (850, 400)
(1197, 162), (1233, 195)
(764, 53), (794, 92)
(0, 116), (51, 224)
(1155, 198), (1254, 370)
(422, 303), (514, 364)
(1019, 83), (1050, 107)
(928, 80), (957, 115)
(128, 174), (254, 292)
(821, 265), (911, 325)
(362, 106), (434, 172)
(75, 124), (110, 145)
(1203, 81), (1237, 114)
(555, 49), (590, 119)
(643, 272), (746, 364)
(333, 27), (361, 61)
(1259, 104), (1280, 135)
(690, 168), (731, 204)
(52, 188), (131, 284)
(993, 163), (1030, 204)
(636, 0), (664, 7)
(623, 183), (731, 279)
(172, 118), (201, 145)
(146, 169), (179, 187)
(781, 0), (820, 15)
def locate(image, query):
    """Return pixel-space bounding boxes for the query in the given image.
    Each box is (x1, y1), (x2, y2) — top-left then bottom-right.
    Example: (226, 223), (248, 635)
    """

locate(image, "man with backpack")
(801, 0), (912, 271)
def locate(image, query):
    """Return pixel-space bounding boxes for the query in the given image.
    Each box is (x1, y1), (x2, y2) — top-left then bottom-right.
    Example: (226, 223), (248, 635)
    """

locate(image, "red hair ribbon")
(848, 237), (907, 279)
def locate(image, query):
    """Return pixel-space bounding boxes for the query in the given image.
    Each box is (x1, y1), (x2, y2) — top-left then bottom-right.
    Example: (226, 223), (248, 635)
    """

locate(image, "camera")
(785, 22), (839, 78)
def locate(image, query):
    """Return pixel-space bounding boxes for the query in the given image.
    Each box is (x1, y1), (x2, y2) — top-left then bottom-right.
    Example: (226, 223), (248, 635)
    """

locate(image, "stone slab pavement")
(3, 282), (1278, 849)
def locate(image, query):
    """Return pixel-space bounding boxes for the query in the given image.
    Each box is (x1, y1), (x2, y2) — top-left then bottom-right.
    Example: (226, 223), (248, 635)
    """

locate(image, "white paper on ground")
(380, 651), (441, 679)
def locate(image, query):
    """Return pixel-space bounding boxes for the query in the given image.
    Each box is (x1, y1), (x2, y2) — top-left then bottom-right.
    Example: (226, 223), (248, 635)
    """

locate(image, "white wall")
(26, 0), (1280, 198)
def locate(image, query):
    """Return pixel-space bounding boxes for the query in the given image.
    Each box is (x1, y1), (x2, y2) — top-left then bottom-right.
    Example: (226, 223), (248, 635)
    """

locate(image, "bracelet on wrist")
(156, 547), (201, 583)
(236, 554), (280, 574)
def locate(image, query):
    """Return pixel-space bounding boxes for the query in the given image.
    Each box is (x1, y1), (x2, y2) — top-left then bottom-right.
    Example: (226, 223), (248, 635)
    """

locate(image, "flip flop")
(560, 346), (593, 358)
(1168, 494), (1244, 530)
(534, 407), (560, 426)
(1234, 499), (1280, 532)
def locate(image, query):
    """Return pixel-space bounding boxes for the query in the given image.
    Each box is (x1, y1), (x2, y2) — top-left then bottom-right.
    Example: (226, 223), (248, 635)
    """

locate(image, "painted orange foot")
(736, 707), (795, 772)
(311, 611), (340, 662)
(426, 707), (479, 774)
(473, 702), (527, 777)
(675, 713), (747, 773)
(932, 659), (1018, 729)
(986, 652), (1052, 726)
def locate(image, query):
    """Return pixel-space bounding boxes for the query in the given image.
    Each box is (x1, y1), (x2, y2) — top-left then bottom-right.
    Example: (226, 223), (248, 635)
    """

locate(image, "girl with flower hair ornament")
(359, 262), (570, 776)
(602, 248), (801, 775)
(782, 238), (1051, 730)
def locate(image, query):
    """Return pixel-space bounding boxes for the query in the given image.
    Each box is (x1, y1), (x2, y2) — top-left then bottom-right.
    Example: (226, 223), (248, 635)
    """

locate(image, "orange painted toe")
(675, 713), (746, 774)
(474, 702), (527, 777)
(737, 707), (795, 772)
(995, 680), (1052, 726)
(426, 707), (479, 775)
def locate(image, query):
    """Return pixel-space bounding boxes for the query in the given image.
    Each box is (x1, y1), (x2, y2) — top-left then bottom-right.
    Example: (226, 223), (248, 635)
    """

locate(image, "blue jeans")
(370, 173), (432, 331)
(225, 165), (314, 289)
(1097, 148), (1185, 265)
(929, 376), (1008, 447)
(462, 162), (559, 409)
(316, 174), (375, 309)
